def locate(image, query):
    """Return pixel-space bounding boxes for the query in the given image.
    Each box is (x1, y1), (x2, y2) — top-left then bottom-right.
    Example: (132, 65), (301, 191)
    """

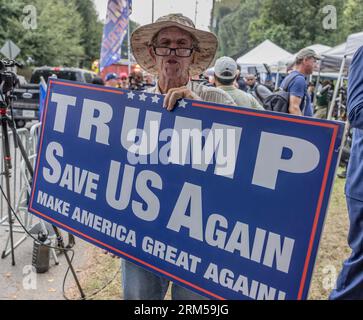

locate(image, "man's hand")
(163, 86), (202, 111)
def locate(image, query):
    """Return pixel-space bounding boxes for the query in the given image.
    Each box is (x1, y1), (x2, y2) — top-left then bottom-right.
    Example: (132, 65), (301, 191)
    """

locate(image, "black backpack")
(263, 74), (304, 113)
(254, 83), (272, 104)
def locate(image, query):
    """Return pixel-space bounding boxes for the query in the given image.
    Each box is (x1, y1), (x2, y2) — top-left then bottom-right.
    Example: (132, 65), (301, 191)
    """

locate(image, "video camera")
(0, 58), (22, 100)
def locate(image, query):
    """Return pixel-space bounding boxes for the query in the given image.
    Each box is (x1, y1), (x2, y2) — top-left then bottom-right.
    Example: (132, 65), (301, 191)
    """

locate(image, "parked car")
(30, 66), (98, 84)
(12, 67), (97, 128)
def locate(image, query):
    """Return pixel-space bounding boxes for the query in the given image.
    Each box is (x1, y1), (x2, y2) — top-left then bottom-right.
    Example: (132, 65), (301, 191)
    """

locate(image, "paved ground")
(0, 218), (90, 300)
(0, 122), (94, 300)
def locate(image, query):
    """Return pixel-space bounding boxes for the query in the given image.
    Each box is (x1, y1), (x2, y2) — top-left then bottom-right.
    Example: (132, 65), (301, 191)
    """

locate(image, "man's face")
(105, 79), (118, 88)
(149, 27), (194, 80)
(245, 76), (256, 86)
(303, 57), (318, 74)
(120, 76), (128, 88)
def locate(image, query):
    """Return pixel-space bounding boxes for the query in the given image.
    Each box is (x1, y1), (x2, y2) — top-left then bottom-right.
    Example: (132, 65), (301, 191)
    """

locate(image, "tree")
(216, 0), (262, 57)
(211, 0), (241, 35)
(248, 0), (347, 52)
(342, 0), (363, 36)
(214, 0), (357, 57)
(0, 1), (26, 50)
(19, 0), (84, 66)
(73, 0), (104, 69)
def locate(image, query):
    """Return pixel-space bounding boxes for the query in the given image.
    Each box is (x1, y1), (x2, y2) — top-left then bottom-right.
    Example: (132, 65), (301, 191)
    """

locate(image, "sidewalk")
(0, 225), (91, 300)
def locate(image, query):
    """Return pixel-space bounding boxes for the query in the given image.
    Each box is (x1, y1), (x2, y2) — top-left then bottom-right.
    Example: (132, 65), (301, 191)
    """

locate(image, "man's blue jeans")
(330, 196), (363, 299)
(122, 259), (209, 300)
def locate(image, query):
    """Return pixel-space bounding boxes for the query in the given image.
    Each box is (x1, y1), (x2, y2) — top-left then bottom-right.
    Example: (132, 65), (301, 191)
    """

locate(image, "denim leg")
(330, 196), (363, 299)
(171, 283), (210, 300)
(122, 259), (169, 300)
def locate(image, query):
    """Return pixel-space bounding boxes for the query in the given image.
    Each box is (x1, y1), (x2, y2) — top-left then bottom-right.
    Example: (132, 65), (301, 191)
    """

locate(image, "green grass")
(67, 248), (121, 300)
(308, 169), (350, 300)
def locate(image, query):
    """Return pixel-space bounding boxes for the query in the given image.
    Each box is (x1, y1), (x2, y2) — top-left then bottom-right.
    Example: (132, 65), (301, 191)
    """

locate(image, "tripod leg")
(0, 114), (15, 265)
(12, 124), (85, 298)
(2, 186), (29, 258)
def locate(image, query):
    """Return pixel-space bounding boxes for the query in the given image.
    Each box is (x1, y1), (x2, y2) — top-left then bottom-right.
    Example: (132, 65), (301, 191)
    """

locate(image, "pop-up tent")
(320, 42), (350, 73)
(307, 44), (332, 55)
(346, 31), (363, 55)
(236, 39), (293, 72)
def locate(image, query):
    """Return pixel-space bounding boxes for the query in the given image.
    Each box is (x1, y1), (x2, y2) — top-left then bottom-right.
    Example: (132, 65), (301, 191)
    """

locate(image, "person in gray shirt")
(213, 57), (264, 110)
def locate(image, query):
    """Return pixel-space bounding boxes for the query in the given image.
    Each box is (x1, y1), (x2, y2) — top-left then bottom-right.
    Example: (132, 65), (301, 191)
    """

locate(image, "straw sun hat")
(131, 13), (218, 76)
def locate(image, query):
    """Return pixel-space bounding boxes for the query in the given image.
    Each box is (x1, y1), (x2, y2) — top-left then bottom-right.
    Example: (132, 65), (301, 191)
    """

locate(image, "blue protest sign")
(29, 79), (344, 300)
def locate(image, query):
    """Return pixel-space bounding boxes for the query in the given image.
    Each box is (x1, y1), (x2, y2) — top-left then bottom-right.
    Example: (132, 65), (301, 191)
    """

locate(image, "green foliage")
(0, 0), (104, 68)
(212, 0), (241, 34)
(216, 0), (262, 57)
(73, 0), (104, 69)
(21, 0), (84, 66)
(342, 0), (363, 35)
(214, 0), (363, 57)
(0, 1), (26, 43)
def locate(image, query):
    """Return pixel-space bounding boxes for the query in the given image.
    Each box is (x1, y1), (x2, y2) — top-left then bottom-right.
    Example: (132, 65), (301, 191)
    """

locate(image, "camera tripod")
(0, 62), (85, 298)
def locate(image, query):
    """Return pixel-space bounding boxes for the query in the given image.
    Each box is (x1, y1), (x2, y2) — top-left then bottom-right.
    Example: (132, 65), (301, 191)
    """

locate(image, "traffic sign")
(0, 40), (21, 59)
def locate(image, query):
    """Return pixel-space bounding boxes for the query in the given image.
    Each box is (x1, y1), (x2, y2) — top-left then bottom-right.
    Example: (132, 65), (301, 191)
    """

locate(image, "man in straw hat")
(122, 13), (236, 300)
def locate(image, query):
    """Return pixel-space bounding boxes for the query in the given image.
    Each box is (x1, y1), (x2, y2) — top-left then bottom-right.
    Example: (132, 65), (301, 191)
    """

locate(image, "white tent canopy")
(321, 33), (363, 73)
(305, 44), (332, 55)
(236, 40), (292, 67)
(346, 31), (363, 56)
(323, 42), (346, 56)
(321, 42), (350, 73)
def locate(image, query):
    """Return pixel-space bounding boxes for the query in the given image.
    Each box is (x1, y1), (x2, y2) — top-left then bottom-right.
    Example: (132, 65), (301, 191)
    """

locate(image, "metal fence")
(0, 122), (44, 258)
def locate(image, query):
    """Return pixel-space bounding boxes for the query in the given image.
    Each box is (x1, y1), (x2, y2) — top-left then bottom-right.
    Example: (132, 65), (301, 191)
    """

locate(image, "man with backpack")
(245, 74), (272, 105)
(281, 48), (320, 116)
(264, 48), (320, 116)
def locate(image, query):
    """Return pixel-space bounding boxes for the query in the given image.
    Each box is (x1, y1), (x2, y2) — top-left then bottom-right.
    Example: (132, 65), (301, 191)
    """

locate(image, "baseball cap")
(105, 73), (119, 81)
(120, 72), (128, 80)
(214, 56), (238, 80)
(295, 48), (321, 61)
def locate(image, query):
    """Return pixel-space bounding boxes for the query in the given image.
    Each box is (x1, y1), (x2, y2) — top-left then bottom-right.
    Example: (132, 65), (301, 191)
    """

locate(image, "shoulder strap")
(255, 84), (264, 102)
(282, 73), (303, 92)
(283, 73), (309, 113)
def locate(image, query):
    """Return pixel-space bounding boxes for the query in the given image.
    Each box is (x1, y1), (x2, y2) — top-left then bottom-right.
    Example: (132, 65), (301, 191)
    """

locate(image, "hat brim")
(131, 21), (218, 77)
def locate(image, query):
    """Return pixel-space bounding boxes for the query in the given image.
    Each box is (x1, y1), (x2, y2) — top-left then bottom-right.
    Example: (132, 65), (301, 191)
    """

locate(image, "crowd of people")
(96, 47), (347, 122)
(91, 70), (156, 91)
